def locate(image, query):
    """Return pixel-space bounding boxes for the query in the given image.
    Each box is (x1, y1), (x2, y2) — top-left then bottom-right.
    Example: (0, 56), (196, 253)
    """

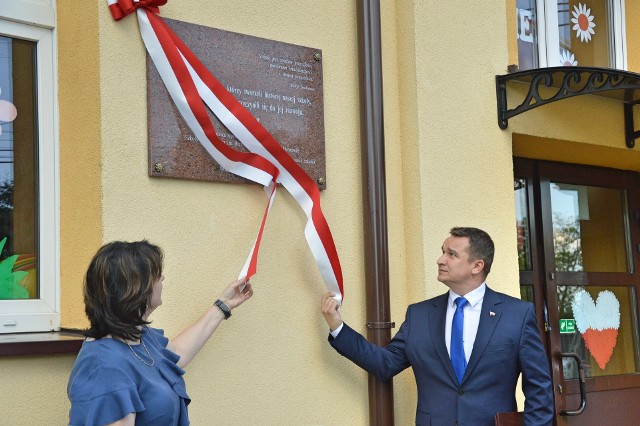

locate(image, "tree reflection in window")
(553, 213), (583, 272)
(514, 178), (532, 271)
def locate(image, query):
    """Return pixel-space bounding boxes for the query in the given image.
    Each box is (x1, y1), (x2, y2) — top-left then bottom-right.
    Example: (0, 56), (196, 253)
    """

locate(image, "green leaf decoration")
(0, 237), (30, 299)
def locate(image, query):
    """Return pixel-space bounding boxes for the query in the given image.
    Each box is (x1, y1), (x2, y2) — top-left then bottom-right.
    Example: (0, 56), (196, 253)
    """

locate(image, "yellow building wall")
(395, 0), (517, 301)
(0, 354), (78, 423)
(57, 0), (104, 328)
(388, 0), (519, 415)
(93, 1), (371, 424)
(627, 1), (640, 72)
(1, 1), (104, 425)
(10, 0), (640, 424)
(506, 1), (640, 162)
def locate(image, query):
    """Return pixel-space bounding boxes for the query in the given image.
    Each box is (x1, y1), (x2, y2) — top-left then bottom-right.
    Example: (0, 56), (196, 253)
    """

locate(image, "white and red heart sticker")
(571, 289), (620, 370)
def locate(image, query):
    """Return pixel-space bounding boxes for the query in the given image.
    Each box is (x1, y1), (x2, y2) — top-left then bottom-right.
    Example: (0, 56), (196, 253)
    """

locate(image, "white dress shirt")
(330, 322), (344, 337)
(445, 283), (486, 363)
(331, 283), (488, 351)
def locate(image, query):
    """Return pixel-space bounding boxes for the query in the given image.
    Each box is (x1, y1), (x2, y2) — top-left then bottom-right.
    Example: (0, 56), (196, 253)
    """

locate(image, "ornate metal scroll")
(496, 66), (640, 148)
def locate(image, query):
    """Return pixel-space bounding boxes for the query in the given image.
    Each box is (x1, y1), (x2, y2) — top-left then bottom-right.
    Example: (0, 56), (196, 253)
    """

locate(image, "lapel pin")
(489, 311), (496, 317)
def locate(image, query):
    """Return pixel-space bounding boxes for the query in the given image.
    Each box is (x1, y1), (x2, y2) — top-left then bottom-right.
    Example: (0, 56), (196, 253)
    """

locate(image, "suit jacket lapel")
(462, 287), (502, 384)
(429, 293), (459, 385)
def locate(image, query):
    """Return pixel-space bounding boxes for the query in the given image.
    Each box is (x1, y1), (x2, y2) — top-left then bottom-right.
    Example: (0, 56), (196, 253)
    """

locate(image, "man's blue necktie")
(450, 297), (469, 384)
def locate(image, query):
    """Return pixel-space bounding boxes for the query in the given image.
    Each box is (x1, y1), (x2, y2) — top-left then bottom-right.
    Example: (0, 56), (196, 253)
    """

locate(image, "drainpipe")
(357, 1), (394, 424)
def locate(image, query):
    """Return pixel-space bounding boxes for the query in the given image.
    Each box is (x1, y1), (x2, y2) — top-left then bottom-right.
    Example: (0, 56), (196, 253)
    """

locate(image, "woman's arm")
(167, 278), (253, 368)
(106, 413), (135, 426)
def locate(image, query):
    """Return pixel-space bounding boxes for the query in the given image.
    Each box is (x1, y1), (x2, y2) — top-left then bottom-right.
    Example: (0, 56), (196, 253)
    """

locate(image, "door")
(514, 158), (640, 425)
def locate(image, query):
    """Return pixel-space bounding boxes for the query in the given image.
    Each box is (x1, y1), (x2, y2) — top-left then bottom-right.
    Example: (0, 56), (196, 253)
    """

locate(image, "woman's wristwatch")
(214, 299), (232, 319)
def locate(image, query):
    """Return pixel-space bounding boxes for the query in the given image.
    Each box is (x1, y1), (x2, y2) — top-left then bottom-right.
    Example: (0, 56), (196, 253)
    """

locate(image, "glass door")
(514, 158), (640, 425)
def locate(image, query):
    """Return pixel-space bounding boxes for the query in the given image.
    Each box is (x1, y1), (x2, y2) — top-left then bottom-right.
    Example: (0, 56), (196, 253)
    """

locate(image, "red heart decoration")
(581, 328), (618, 370)
(571, 290), (620, 370)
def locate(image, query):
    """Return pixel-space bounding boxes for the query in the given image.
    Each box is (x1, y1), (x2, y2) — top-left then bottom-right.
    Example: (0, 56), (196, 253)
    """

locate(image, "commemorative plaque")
(147, 18), (326, 189)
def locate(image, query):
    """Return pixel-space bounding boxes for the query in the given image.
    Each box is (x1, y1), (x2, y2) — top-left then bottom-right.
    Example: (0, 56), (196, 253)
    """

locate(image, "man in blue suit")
(321, 227), (554, 425)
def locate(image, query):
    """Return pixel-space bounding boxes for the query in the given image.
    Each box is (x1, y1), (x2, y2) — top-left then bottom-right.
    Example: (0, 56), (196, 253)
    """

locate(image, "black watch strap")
(214, 299), (232, 319)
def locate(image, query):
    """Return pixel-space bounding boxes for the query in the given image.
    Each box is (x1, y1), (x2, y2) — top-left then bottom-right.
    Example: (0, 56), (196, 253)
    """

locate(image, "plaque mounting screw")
(313, 52), (322, 62)
(154, 163), (164, 173)
(317, 177), (325, 185)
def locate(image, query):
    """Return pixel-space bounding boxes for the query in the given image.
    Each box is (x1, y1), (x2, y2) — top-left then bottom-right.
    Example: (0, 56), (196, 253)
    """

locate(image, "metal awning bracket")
(496, 66), (640, 149)
(624, 101), (640, 148)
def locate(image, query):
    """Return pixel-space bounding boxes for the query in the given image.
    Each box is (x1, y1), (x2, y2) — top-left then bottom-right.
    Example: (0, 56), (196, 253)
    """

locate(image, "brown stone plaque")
(147, 18), (326, 189)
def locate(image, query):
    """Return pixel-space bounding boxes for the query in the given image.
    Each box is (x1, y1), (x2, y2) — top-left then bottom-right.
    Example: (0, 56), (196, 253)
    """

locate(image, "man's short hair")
(450, 227), (494, 277)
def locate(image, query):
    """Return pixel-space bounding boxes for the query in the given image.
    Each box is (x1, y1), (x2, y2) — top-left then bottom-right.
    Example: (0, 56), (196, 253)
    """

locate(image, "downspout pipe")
(357, 1), (395, 424)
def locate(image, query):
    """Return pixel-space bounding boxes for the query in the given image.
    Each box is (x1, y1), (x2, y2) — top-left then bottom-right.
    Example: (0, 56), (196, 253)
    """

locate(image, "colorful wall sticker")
(560, 49), (578, 66)
(0, 237), (29, 299)
(571, 289), (620, 370)
(571, 3), (596, 43)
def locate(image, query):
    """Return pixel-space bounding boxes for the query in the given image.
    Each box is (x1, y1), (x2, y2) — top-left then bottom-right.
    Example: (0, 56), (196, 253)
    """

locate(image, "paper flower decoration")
(560, 50), (578, 67)
(571, 3), (596, 43)
(0, 237), (29, 299)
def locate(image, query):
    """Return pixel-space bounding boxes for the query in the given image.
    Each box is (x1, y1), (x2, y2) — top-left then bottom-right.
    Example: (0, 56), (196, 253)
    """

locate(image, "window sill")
(0, 328), (84, 356)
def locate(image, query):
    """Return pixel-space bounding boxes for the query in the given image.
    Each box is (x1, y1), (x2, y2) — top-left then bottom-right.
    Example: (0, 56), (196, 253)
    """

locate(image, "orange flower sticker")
(571, 3), (596, 43)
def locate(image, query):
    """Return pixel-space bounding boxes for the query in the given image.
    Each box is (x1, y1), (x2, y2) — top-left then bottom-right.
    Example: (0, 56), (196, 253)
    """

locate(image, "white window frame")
(0, 1), (59, 333)
(533, 0), (627, 69)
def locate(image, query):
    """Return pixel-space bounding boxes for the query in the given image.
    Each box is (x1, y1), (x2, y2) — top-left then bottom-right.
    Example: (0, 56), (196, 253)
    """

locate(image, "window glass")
(517, 0), (540, 69)
(515, 178), (533, 271)
(520, 285), (535, 303)
(517, 0), (625, 69)
(0, 15), (58, 333)
(558, 285), (639, 379)
(0, 36), (37, 301)
(550, 182), (631, 273)
(558, 0), (611, 67)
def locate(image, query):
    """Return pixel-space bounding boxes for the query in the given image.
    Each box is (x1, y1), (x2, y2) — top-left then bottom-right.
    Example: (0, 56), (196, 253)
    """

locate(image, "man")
(321, 227), (554, 425)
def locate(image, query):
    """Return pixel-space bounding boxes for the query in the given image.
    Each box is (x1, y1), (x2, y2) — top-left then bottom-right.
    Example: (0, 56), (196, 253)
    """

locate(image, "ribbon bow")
(108, 0), (167, 21)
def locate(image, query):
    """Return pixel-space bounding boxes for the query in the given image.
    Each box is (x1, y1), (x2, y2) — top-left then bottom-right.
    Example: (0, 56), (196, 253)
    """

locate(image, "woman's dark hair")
(83, 240), (163, 341)
(449, 227), (494, 277)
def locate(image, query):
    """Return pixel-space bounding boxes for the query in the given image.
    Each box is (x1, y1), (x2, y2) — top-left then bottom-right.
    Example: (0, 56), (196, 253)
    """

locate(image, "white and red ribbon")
(107, 0), (343, 301)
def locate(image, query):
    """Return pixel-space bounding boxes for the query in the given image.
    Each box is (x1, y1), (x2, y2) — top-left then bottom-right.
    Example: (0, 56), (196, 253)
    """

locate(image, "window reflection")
(0, 36), (38, 300)
(550, 182), (631, 273)
(515, 178), (532, 271)
(520, 285), (534, 304)
(558, 0), (611, 67)
(517, 0), (539, 70)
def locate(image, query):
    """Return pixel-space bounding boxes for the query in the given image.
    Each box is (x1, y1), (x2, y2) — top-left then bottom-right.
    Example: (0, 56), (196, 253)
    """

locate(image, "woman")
(67, 240), (252, 425)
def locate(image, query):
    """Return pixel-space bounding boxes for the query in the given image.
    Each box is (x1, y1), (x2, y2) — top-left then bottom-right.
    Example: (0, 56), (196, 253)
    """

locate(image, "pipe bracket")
(366, 321), (396, 329)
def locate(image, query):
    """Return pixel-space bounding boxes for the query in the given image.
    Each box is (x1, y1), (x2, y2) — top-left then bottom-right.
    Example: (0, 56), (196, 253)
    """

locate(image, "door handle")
(558, 352), (587, 416)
